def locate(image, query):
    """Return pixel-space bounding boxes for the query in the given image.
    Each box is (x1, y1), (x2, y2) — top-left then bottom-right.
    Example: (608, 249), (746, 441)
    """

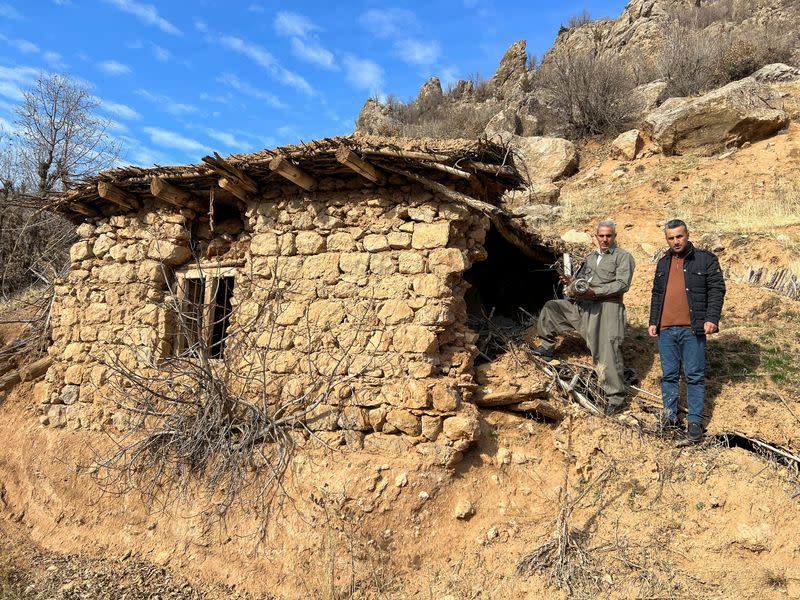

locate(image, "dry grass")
(678, 181), (800, 234)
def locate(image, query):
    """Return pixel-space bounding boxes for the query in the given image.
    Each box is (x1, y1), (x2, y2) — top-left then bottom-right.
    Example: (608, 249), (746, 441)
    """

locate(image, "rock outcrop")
(644, 77), (789, 154)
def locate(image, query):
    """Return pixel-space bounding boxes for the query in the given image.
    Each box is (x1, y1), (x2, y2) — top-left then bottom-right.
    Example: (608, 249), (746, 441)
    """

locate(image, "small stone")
(496, 447), (512, 466)
(418, 491), (430, 500)
(453, 499), (475, 520)
(486, 527), (499, 541)
(395, 473), (408, 487)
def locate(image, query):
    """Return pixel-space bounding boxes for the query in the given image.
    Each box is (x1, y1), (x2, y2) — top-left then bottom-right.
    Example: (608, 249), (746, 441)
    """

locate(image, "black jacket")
(649, 245), (726, 335)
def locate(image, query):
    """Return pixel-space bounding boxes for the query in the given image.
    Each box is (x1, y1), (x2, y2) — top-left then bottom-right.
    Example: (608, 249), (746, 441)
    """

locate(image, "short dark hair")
(664, 219), (688, 233)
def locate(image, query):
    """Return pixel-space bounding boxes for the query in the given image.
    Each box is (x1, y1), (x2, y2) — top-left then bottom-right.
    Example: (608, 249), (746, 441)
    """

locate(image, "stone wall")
(39, 180), (491, 465)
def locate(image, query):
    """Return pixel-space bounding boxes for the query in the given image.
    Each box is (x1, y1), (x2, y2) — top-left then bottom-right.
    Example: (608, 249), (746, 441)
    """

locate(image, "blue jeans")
(658, 326), (706, 424)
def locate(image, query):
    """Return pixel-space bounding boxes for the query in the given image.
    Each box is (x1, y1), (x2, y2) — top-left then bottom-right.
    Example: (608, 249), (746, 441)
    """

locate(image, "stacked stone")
(41, 180), (491, 465)
(240, 182), (490, 464)
(39, 205), (194, 429)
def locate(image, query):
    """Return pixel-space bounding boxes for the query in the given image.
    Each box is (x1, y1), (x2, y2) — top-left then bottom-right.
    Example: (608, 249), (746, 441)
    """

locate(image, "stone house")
(41, 135), (558, 465)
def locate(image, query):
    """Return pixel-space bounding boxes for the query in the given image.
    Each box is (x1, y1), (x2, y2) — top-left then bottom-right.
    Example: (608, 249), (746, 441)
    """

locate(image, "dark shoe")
(530, 345), (553, 359)
(604, 402), (625, 416)
(687, 422), (704, 444)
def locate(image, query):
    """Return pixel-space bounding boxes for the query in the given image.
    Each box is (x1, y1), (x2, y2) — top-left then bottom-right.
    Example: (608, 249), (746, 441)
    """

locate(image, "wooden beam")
(335, 146), (384, 184)
(378, 163), (504, 217)
(362, 148), (452, 162)
(150, 177), (204, 212)
(269, 155), (317, 191)
(462, 161), (516, 177)
(379, 163), (550, 261)
(97, 181), (138, 210)
(218, 177), (250, 202)
(202, 152), (258, 194)
(420, 161), (472, 180)
(67, 202), (97, 218)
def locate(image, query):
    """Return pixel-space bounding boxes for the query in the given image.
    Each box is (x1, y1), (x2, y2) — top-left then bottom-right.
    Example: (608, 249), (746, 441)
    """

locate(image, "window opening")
(174, 267), (236, 359)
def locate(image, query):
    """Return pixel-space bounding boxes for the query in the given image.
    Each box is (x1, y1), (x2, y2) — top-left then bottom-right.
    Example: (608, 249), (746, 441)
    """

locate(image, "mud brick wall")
(39, 181), (491, 465)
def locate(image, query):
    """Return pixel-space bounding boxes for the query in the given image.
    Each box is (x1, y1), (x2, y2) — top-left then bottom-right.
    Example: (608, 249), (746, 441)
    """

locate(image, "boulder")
(416, 76), (443, 106)
(611, 129), (643, 161)
(751, 63), (800, 84)
(484, 109), (521, 137)
(355, 98), (402, 136)
(511, 136), (579, 182)
(560, 229), (592, 245)
(490, 40), (529, 99)
(625, 80), (668, 121)
(644, 78), (788, 155)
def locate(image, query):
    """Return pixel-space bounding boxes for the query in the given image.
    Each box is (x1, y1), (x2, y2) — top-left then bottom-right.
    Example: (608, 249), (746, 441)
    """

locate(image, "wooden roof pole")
(335, 146), (384, 184)
(379, 163), (548, 261)
(269, 155), (317, 191)
(201, 152), (258, 193)
(97, 181), (138, 210)
(150, 177), (204, 212)
(217, 178), (249, 202)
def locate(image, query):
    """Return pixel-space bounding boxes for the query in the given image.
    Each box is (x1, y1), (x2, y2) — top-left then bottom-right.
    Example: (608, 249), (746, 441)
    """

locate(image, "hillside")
(2, 1), (800, 599)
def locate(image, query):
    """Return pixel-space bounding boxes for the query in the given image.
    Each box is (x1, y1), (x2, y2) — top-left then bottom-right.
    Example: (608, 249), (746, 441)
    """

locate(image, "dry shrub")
(91, 260), (381, 540)
(389, 97), (499, 139)
(536, 50), (633, 138)
(659, 9), (800, 97)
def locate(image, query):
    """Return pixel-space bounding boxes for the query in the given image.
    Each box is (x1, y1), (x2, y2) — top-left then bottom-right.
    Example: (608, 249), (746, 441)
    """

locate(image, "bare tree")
(0, 74), (120, 297)
(14, 73), (120, 194)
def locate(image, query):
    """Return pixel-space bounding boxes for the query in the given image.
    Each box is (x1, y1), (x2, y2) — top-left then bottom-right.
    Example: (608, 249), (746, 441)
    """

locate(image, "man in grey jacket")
(532, 220), (636, 415)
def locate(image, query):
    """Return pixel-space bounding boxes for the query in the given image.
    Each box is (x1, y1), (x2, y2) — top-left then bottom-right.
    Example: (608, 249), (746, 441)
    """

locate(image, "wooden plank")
(150, 177), (204, 212)
(335, 146), (384, 184)
(202, 153), (258, 193)
(97, 181), (138, 210)
(269, 155), (317, 191)
(218, 177), (249, 202)
(19, 357), (53, 382)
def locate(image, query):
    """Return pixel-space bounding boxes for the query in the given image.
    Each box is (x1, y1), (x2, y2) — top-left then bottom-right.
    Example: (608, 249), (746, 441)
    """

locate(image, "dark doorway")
(464, 226), (560, 320)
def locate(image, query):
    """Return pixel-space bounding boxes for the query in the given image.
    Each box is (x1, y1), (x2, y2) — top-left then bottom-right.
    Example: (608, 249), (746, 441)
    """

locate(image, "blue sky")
(0, 0), (628, 167)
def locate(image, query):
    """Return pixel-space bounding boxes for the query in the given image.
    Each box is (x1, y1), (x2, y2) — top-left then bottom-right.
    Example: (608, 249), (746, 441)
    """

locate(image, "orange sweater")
(660, 255), (691, 328)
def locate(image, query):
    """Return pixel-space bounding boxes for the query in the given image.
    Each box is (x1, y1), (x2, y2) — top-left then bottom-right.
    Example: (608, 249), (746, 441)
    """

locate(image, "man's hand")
(559, 274), (574, 285)
(704, 322), (719, 334)
(648, 325), (658, 337)
(577, 288), (596, 300)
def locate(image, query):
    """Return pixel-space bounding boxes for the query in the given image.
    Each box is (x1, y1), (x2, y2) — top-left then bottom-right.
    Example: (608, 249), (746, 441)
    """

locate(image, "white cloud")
(151, 44), (171, 62)
(218, 35), (313, 95)
(10, 38), (38, 54)
(274, 11), (319, 38)
(0, 65), (40, 101)
(103, 0), (181, 35)
(0, 116), (13, 132)
(54, 0), (73, 5)
(394, 39), (440, 65)
(101, 100), (141, 120)
(291, 38), (336, 70)
(193, 18), (208, 33)
(200, 91), (233, 105)
(143, 126), (210, 155)
(0, 3), (23, 19)
(343, 55), (383, 93)
(135, 89), (198, 115)
(439, 66), (460, 88)
(98, 60), (132, 76)
(247, 3), (265, 13)
(215, 73), (287, 109)
(106, 119), (129, 133)
(206, 129), (251, 151)
(43, 51), (62, 65)
(359, 8), (417, 38)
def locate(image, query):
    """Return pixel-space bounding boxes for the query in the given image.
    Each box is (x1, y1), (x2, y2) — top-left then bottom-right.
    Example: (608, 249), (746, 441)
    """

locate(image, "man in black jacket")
(648, 219), (726, 443)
